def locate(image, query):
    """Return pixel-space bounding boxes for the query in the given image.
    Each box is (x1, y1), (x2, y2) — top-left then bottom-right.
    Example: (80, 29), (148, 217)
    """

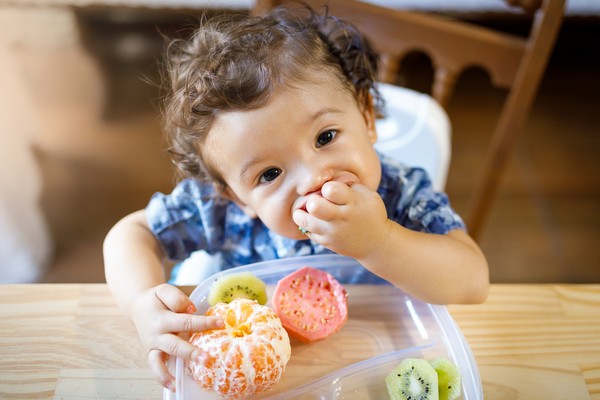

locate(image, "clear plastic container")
(164, 254), (482, 399)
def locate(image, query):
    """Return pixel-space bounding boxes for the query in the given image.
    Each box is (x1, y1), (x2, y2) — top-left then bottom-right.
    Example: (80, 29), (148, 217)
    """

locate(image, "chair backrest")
(253, 0), (565, 240)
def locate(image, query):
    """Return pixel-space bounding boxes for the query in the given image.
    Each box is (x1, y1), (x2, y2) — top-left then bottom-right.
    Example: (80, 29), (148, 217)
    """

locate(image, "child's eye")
(259, 168), (282, 184)
(316, 130), (337, 147)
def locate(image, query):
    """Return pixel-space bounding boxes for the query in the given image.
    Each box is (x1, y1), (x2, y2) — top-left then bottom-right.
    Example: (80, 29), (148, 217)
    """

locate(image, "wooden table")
(1, 284), (599, 399)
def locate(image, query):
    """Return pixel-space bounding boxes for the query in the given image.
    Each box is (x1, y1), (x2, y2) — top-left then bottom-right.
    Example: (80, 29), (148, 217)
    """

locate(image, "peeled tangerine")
(187, 298), (291, 399)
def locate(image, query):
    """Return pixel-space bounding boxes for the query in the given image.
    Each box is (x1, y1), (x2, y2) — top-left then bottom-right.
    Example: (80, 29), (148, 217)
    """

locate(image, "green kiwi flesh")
(429, 358), (461, 400)
(385, 358), (439, 400)
(207, 272), (267, 306)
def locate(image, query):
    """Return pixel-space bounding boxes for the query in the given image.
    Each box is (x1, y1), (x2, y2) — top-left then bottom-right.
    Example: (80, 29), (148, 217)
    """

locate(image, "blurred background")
(0, 1), (598, 284)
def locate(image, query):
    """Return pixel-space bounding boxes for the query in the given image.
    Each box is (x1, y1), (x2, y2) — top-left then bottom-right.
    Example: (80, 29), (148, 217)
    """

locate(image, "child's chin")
(295, 233), (310, 241)
(286, 231), (307, 241)
(267, 225), (304, 241)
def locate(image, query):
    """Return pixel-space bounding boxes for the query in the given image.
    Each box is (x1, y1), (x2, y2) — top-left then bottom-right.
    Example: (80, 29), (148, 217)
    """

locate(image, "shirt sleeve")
(145, 179), (229, 261)
(379, 156), (466, 234)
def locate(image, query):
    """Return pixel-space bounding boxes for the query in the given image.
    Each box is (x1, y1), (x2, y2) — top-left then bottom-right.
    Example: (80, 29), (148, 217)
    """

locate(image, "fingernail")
(186, 303), (197, 314)
(214, 317), (224, 328)
(166, 381), (175, 392)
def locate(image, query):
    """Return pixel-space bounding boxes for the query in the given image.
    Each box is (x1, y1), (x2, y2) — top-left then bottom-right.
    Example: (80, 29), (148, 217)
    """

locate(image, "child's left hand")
(292, 181), (392, 258)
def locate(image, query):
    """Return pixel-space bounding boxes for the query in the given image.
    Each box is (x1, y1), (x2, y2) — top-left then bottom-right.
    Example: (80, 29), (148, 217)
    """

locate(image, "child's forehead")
(203, 68), (360, 146)
(263, 67), (356, 108)
(240, 73), (360, 126)
(298, 66), (350, 86)
(208, 73), (357, 139)
(281, 71), (350, 95)
(226, 76), (353, 124)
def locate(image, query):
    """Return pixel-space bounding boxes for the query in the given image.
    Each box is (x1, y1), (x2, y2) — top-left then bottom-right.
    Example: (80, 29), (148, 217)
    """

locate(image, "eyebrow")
(310, 107), (344, 122)
(239, 159), (262, 184)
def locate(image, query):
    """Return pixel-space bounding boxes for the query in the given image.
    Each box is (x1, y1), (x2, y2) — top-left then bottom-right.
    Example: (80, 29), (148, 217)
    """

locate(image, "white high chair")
(374, 82), (450, 192)
(170, 83), (450, 285)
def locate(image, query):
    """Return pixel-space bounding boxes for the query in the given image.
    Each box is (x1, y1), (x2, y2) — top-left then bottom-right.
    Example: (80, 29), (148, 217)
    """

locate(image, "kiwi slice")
(429, 358), (461, 400)
(385, 358), (439, 400)
(207, 272), (267, 306)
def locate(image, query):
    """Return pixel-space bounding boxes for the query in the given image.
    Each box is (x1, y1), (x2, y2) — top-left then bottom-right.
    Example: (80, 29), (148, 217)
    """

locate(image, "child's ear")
(362, 94), (378, 144)
(221, 188), (258, 219)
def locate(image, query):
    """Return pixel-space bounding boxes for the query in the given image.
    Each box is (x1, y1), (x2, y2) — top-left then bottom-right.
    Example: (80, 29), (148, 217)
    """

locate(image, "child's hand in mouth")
(293, 179), (364, 229)
(292, 178), (390, 258)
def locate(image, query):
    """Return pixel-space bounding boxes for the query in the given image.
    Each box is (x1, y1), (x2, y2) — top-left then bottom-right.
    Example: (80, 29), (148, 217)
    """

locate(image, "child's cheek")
(261, 207), (303, 240)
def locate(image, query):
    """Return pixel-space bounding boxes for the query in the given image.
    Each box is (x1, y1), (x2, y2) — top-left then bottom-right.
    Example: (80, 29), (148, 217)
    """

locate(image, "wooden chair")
(252, 0), (566, 241)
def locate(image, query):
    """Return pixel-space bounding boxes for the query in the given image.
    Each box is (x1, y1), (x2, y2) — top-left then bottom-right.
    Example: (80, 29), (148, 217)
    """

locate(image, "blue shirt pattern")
(146, 153), (465, 281)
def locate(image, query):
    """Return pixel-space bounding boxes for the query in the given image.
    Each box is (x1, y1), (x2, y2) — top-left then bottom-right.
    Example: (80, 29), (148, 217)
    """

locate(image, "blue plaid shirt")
(146, 153), (465, 281)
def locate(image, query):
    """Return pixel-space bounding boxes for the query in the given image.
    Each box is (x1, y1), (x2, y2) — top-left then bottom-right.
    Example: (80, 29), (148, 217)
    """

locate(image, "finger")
(293, 208), (310, 232)
(293, 208), (329, 239)
(154, 284), (196, 313)
(168, 313), (224, 333)
(156, 333), (210, 364)
(148, 349), (175, 392)
(321, 181), (351, 205)
(306, 196), (337, 221)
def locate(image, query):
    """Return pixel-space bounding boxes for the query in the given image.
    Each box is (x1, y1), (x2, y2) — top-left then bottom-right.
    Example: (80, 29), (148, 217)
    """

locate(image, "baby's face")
(203, 74), (381, 240)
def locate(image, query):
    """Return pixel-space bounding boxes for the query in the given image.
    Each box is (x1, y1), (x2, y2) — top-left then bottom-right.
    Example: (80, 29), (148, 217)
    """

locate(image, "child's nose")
(298, 163), (333, 195)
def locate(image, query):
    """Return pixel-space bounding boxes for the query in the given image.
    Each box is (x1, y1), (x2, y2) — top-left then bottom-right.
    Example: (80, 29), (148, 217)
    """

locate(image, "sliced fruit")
(429, 357), (461, 400)
(271, 266), (348, 343)
(385, 358), (439, 400)
(207, 271), (267, 307)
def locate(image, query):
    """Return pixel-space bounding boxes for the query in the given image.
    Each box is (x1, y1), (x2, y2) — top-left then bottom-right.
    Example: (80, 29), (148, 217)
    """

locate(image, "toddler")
(103, 5), (489, 391)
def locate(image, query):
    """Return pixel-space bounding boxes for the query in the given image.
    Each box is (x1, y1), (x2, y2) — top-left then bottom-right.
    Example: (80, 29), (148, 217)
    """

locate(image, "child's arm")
(358, 225), (489, 304)
(293, 182), (489, 304)
(103, 210), (224, 390)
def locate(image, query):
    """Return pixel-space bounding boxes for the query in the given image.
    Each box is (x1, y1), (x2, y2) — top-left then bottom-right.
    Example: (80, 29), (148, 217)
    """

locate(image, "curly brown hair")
(162, 5), (383, 189)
